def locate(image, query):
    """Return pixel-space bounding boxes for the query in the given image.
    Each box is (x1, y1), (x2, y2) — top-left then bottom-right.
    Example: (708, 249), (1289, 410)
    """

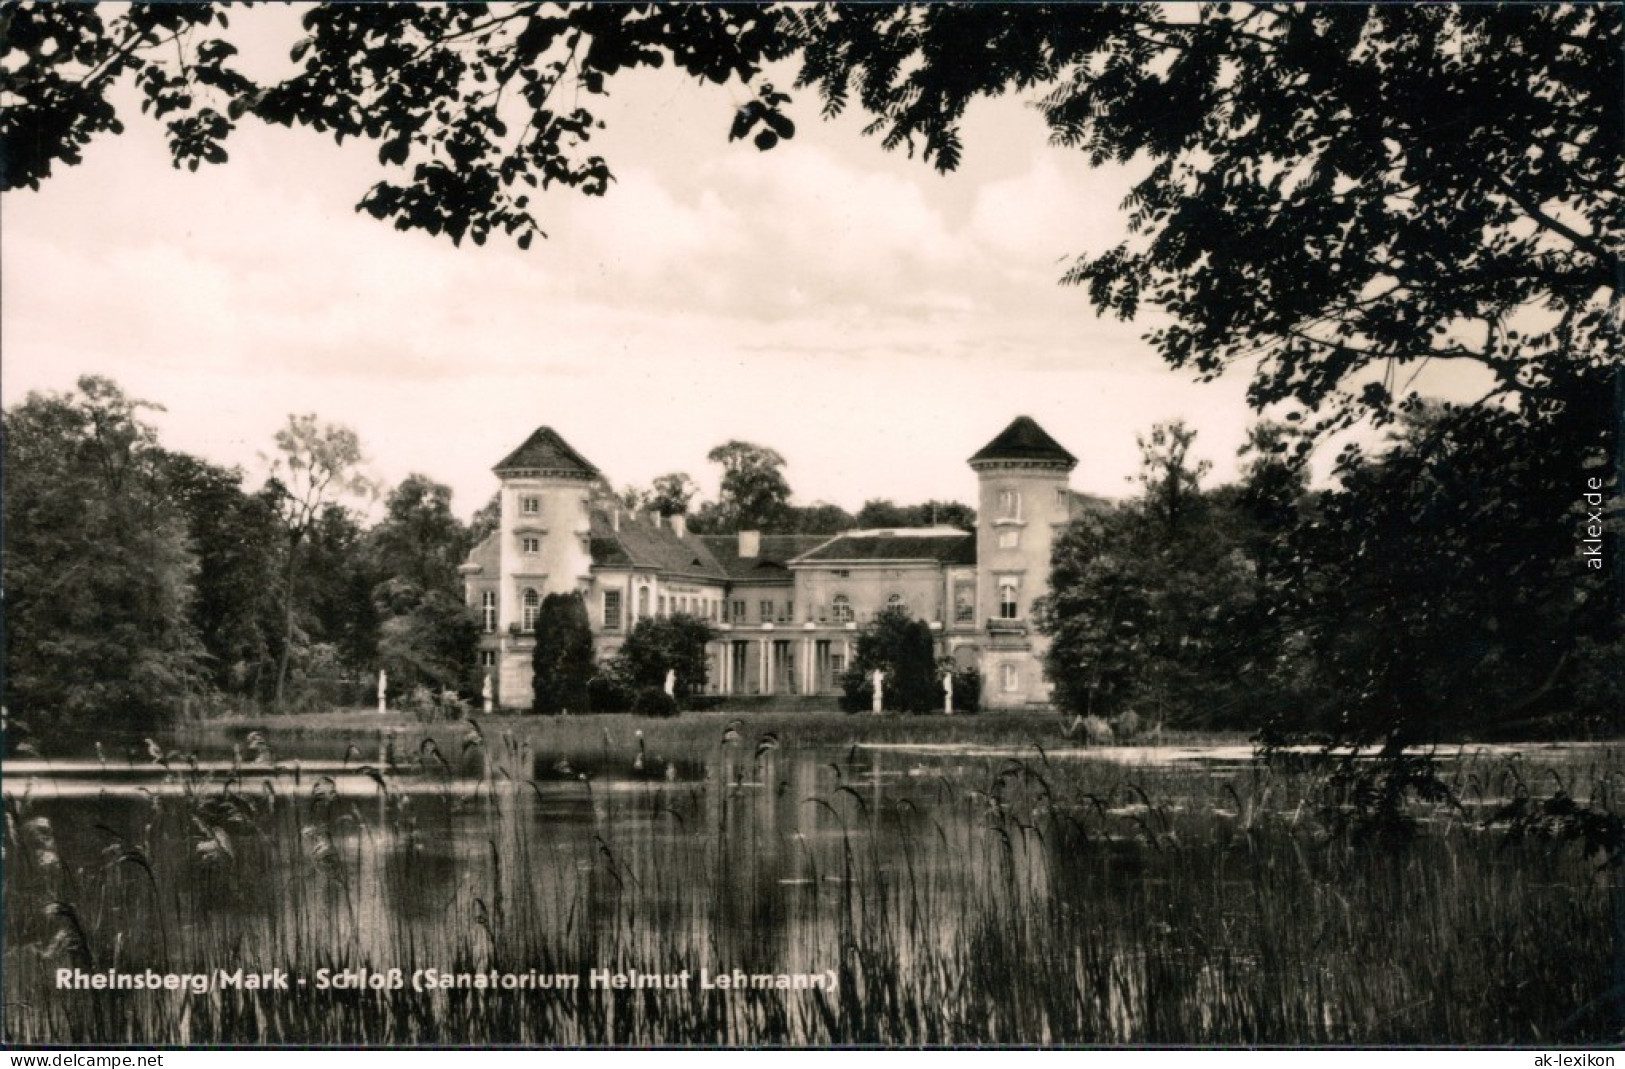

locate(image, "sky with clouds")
(3, 9), (1277, 520)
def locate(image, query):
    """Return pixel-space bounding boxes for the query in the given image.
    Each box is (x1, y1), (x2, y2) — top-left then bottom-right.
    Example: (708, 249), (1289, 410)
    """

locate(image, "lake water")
(4, 721), (1618, 1044)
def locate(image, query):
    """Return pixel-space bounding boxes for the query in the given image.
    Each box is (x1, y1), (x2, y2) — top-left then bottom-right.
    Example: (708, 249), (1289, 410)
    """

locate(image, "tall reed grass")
(3, 730), (1618, 1045)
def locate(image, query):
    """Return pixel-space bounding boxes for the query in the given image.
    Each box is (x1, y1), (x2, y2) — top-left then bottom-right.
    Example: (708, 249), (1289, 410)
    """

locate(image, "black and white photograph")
(2, 2), (1621, 1051)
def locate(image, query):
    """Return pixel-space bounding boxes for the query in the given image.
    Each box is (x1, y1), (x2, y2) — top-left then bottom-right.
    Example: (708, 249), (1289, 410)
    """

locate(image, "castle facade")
(460, 416), (1097, 711)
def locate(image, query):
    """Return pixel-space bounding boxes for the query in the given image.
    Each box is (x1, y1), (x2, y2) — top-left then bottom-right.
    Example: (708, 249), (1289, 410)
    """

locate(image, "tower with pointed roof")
(968, 415), (1078, 709)
(488, 426), (601, 704)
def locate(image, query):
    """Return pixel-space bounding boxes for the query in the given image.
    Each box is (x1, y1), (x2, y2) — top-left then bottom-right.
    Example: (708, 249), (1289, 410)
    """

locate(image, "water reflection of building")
(461, 417), (1106, 711)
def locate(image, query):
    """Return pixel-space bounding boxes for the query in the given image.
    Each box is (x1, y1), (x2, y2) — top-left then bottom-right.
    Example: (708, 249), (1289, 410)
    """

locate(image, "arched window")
(886, 593), (904, 613)
(522, 588), (540, 631)
(832, 595), (853, 623)
(481, 590), (497, 633)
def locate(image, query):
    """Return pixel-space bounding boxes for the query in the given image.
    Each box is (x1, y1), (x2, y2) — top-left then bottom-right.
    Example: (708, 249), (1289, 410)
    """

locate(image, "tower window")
(998, 577), (1019, 620)
(481, 590), (497, 633)
(997, 489), (1022, 520)
(521, 496), (540, 515)
(521, 536), (541, 555)
(998, 529), (1020, 549)
(522, 588), (540, 630)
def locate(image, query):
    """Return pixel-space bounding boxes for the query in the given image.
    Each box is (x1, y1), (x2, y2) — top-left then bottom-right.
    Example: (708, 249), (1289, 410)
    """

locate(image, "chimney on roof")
(671, 513), (687, 538)
(738, 530), (760, 559)
(648, 510), (662, 529)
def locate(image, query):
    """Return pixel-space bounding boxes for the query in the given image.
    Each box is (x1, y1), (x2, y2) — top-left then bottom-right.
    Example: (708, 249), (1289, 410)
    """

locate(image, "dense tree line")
(2, 377), (481, 738)
(1041, 402), (1622, 743)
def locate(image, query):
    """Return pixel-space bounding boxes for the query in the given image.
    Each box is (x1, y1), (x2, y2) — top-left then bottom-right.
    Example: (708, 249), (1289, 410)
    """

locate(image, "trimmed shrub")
(632, 687), (679, 718)
(587, 673), (634, 714)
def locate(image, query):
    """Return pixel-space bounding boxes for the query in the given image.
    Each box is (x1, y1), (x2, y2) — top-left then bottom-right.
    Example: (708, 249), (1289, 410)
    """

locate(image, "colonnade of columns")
(713, 635), (854, 696)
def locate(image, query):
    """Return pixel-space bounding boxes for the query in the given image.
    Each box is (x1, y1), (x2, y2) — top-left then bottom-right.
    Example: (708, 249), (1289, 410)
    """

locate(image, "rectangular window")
(521, 536), (541, 555)
(998, 528), (1020, 549)
(480, 650), (497, 668)
(785, 601), (794, 622)
(521, 496), (540, 515)
(1001, 663), (1019, 692)
(659, 595), (668, 617)
(481, 590), (497, 633)
(999, 578), (1019, 620)
(953, 581), (974, 624)
(760, 599), (774, 622)
(830, 569), (849, 578)
(603, 590), (622, 631)
(1056, 488), (1070, 510)
(732, 599), (746, 622)
(998, 489), (1022, 520)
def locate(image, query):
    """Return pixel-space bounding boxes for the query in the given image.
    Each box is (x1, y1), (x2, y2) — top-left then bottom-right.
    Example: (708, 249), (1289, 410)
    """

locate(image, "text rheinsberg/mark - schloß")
(55, 967), (837, 995)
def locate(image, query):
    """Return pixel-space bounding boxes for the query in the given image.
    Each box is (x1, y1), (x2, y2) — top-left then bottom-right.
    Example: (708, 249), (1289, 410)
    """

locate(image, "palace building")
(460, 416), (1103, 711)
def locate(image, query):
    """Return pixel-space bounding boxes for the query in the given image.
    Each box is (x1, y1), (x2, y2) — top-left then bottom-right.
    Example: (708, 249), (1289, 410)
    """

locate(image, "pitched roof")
(1067, 490), (1115, 519)
(459, 531), (500, 575)
(493, 426), (600, 478)
(968, 416), (1077, 468)
(589, 512), (728, 581)
(700, 534), (827, 581)
(793, 528), (977, 566)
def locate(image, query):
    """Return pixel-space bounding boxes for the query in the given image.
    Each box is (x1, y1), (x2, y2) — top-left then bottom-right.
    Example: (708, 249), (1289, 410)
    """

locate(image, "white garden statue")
(871, 669), (885, 714)
(377, 669), (388, 714)
(664, 668), (677, 698)
(482, 671), (493, 715)
(943, 670), (954, 716)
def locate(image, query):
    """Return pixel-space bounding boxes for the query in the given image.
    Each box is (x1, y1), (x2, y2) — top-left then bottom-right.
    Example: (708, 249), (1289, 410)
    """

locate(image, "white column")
(758, 638), (768, 695)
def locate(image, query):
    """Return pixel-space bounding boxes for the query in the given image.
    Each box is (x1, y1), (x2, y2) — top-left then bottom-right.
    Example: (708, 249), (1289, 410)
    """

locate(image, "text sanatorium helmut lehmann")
(55, 967), (838, 994)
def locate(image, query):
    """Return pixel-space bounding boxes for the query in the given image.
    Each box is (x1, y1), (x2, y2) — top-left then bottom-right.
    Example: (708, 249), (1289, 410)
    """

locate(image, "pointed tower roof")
(968, 416), (1077, 470)
(493, 426), (600, 479)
